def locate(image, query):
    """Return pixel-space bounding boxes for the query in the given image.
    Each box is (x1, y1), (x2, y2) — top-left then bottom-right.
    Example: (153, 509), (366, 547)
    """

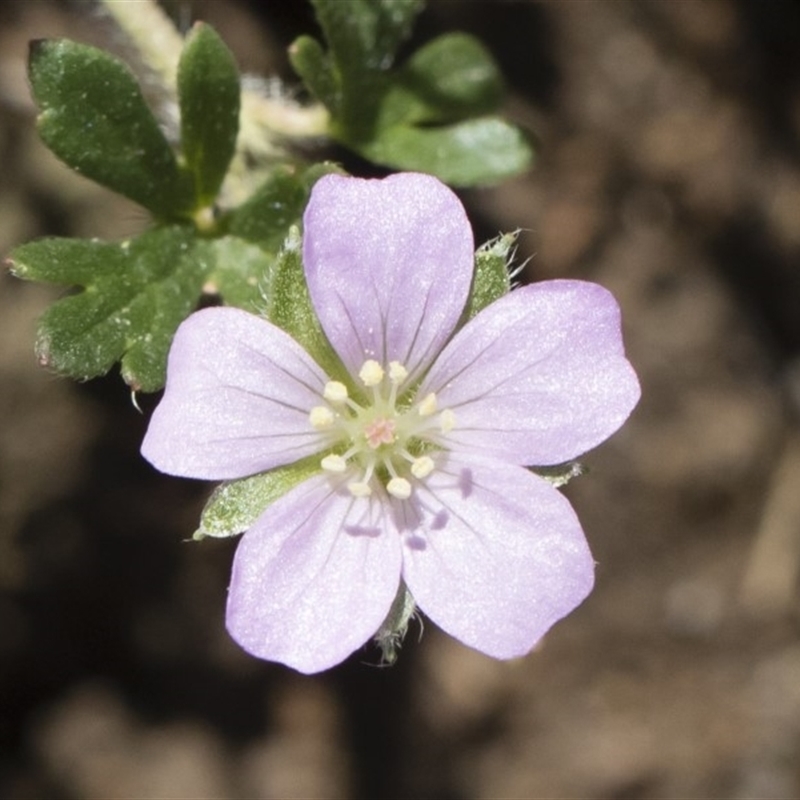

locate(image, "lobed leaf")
(294, 1), (535, 185)
(10, 227), (199, 391)
(28, 39), (193, 218)
(8, 163), (336, 391)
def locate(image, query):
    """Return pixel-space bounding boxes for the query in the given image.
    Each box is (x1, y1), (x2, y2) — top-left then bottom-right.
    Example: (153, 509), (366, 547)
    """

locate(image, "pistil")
(312, 360), (456, 499)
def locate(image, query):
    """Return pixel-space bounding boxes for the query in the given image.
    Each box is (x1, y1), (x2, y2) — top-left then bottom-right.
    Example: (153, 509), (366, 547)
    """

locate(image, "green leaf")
(293, 0), (423, 137)
(292, 2), (534, 185)
(385, 32), (504, 126)
(196, 457), (322, 539)
(8, 160), (335, 391)
(195, 236), (276, 311)
(288, 35), (340, 114)
(464, 231), (517, 320)
(358, 116), (534, 187)
(28, 39), (192, 218)
(226, 166), (310, 248)
(10, 227), (202, 391)
(178, 23), (241, 207)
(310, 0), (423, 75)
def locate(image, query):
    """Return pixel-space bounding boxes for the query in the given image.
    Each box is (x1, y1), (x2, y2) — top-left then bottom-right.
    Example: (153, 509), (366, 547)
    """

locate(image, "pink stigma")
(364, 417), (396, 449)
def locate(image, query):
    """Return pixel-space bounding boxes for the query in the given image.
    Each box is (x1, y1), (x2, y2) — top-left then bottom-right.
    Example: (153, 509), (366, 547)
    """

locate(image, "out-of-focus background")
(2, 1), (800, 797)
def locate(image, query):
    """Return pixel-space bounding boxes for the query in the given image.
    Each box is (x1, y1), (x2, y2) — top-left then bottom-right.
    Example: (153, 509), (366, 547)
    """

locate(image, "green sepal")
(28, 39), (193, 218)
(177, 22), (241, 207)
(532, 462), (586, 488)
(374, 581), (417, 665)
(9, 227), (201, 391)
(195, 456), (322, 539)
(266, 227), (343, 379)
(463, 231), (517, 320)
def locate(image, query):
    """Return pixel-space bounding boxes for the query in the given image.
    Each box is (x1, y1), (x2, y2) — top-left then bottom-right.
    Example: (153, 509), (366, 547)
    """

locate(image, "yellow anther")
(321, 454), (347, 473)
(359, 360), (385, 387)
(418, 392), (438, 416)
(309, 406), (335, 429)
(348, 481), (372, 497)
(411, 456), (435, 479)
(387, 477), (412, 500)
(388, 361), (408, 385)
(323, 381), (348, 403)
(439, 409), (456, 433)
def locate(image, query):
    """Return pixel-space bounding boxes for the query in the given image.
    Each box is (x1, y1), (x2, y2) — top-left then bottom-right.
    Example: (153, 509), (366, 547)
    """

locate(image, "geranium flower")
(141, 172), (640, 674)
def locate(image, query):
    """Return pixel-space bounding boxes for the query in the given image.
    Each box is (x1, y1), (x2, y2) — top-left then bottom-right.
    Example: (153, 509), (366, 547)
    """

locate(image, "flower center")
(365, 417), (396, 449)
(309, 359), (455, 499)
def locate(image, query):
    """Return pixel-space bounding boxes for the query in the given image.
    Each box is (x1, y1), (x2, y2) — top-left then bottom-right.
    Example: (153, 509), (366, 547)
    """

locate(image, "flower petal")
(400, 454), (594, 659)
(303, 173), (474, 382)
(226, 474), (403, 673)
(421, 280), (640, 465)
(141, 307), (328, 480)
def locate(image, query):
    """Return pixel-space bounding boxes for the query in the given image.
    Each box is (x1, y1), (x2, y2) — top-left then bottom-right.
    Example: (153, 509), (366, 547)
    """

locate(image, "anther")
(323, 381), (348, 404)
(411, 456), (435, 479)
(310, 406), (335, 429)
(359, 360), (384, 387)
(387, 477), (412, 500)
(321, 454), (347, 472)
(418, 393), (438, 416)
(348, 481), (372, 497)
(439, 409), (456, 433)
(388, 361), (408, 385)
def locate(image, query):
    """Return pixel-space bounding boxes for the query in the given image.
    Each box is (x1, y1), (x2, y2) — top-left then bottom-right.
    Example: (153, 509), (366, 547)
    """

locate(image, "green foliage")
(9, 228), (198, 391)
(16, 5), (536, 393)
(290, 0), (534, 185)
(358, 118), (533, 187)
(28, 39), (193, 218)
(8, 166), (327, 391)
(178, 23), (241, 207)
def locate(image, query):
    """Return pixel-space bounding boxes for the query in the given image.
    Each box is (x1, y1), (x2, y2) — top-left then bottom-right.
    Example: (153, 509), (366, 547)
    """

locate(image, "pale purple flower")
(141, 172), (640, 674)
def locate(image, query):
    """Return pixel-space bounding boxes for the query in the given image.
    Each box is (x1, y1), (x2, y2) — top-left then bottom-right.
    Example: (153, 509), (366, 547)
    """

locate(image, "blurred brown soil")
(2, 1), (800, 798)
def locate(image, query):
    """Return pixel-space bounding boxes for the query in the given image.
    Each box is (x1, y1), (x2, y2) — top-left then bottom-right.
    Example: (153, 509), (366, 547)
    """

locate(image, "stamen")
(309, 406), (335, 429)
(388, 361), (408, 385)
(387, 477), (412, 499)
(411, 456), (435, 479)
(348, 481), (372, 497)
(323, 381), (348, 404)
(439, 409), (456, 433)
(321, 454), (347, 472)
(418, 393), (438, 416)
(359, 360), (384, 387)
